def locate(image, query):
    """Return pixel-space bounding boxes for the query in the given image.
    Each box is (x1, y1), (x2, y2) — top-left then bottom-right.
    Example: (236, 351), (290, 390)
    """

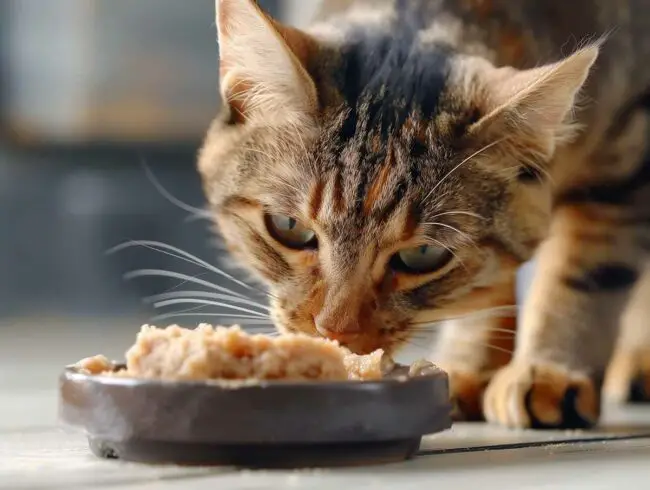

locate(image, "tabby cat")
(198, 0), (650, 429)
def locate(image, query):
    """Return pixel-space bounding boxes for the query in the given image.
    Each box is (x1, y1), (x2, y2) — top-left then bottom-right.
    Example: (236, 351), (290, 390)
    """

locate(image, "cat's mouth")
(313, 323), (410, 356)
(271, 300), (409, 355)
(330, 337), (384, 356)
(280, 320), (399, 355)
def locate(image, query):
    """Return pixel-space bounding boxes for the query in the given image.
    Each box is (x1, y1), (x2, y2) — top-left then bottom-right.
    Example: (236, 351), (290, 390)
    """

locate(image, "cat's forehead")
(294, 111), (473, 245)
(310, 32), (481, 200)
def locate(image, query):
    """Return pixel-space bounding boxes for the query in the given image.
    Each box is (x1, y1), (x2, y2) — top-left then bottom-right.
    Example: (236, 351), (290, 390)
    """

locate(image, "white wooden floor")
(2, 318), (650, 490)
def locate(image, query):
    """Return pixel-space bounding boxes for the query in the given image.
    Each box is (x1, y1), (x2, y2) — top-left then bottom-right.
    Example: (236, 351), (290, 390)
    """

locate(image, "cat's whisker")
(150, 311), (275, 326)
(152, 301), (263, 320)
(160, 302), (212, 317)
(153, 299), (271, 318)
(156, 296), (264, 318)
(427, 210), (486, 221)
(409, 333), (514, 357)
(144, 291), (270, 312)
(184, 213), (213, 223)
(123, 268), (257, 300)
(110, 241), (258, 297)
(115, 241), (278, 303)
(210, 257), (280, 301)
(423, 222), (479, 250)
(152, 302), (271, 320)
(424, 137), (507, 203)
(129, 246), (249, 298)
(422, 221), (473, 240)
(140, 160), (212, 220)
(410, 325), (516, 336)
(401, 338), (432, 352)
(410, 305), (520, 326)
(109, 241), (210, 275)
(165, 272), (211, 293)
(462, 341), (514, 356)
(411, 317), (518, 331)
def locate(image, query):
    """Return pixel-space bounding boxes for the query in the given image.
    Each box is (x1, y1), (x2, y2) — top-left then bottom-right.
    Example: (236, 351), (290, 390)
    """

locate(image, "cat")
(198, 0), (650, 429)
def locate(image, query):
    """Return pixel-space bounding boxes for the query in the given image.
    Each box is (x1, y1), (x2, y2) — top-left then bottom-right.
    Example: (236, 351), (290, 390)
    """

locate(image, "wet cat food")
(75, 324), (405, 382)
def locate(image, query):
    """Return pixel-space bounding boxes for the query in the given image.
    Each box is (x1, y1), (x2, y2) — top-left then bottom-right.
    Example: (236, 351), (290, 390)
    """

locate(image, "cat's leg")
(604, 267), (650, 403)
(483, 203), (643, 429)
(432, 273), (517, 421)
(483, 94), (650, 429)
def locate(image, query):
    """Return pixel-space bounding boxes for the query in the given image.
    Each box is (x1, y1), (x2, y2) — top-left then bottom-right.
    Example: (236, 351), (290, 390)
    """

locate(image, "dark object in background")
(59, 363), (452, 468)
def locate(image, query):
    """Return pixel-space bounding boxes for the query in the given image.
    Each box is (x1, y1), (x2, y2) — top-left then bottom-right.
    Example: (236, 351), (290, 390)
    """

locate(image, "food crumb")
(343, 349), (391, 380)
(75, 355), (113, 375)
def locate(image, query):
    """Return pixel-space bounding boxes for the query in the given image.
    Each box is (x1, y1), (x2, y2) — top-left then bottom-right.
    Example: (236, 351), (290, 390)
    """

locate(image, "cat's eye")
(390, 245), (452, 274)
(265, 214), (317, 249)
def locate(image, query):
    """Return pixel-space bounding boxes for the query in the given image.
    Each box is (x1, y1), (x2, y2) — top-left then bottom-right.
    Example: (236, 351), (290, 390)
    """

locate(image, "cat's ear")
(472, 46), (599, 142)
(216, 0), (318, 123)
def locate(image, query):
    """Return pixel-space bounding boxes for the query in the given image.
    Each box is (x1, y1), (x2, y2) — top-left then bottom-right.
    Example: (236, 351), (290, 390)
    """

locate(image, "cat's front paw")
(483, 362), (600, 429)
(445, 369), (489, 421)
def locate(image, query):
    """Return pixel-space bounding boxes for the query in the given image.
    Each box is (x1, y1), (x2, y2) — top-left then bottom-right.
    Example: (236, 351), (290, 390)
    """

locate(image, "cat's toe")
(483, 363), (600, 429)
(629, 369), (650, 402)
(445, 369), (489, 421)
(604, 348), (650, 403)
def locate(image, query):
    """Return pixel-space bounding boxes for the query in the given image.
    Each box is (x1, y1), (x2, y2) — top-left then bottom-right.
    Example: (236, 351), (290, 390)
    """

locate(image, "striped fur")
(199, 0), (650, 428)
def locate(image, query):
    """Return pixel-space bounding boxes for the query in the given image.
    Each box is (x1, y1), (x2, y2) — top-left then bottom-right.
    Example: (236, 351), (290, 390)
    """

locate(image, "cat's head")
(198, 0), (598, 354)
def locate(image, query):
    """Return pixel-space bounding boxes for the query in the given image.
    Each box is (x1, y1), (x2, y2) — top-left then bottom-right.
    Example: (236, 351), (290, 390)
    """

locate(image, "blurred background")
(0, 0), (531, 356)
(0, 0), (303, 326)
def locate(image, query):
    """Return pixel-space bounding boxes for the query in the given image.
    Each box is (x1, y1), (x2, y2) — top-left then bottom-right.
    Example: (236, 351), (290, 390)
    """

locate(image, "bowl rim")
(63, 362), (446, 390)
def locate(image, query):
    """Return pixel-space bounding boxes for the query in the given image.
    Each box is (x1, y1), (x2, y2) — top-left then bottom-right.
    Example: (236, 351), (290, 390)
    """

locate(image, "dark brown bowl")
(59, 364), (452, 468)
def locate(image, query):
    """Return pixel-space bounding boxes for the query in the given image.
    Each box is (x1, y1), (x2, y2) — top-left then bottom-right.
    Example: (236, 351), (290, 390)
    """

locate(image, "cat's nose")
(316, 327), (360, 344)
(314, 317), (361, 344)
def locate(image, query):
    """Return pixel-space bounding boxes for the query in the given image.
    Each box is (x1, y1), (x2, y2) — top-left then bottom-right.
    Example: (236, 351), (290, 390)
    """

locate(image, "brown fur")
(200, 0), (650, 428)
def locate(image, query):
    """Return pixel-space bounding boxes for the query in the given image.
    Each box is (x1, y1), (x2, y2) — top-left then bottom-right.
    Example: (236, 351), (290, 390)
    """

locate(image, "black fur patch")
(375, 180), (408, 220)
(606, 88), (650, 140)
(337, 0), (452, 138)
(563, 264), (639, 293)
(554, 151), (650, 207)
(555, 92), (650, 207)
(554, 170), (650, 206)
(411, 139), (429, 158)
